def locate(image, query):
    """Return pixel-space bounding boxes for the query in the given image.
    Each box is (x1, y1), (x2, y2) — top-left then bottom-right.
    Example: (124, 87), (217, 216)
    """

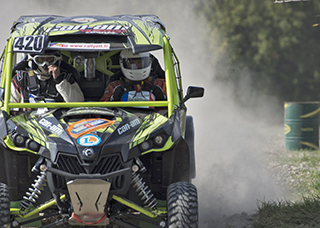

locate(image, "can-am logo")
(77, 134), (101, 147)
(47, 24), (128, 34)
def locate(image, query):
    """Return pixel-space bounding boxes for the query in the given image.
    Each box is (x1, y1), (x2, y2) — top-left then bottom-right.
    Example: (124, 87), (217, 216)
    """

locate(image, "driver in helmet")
(11, 50), (84, 104)
(100, 49), (166, 102)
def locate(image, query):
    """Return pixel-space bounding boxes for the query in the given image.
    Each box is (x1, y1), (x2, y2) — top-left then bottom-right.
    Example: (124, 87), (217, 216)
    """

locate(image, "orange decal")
(67, 118), (115, 139)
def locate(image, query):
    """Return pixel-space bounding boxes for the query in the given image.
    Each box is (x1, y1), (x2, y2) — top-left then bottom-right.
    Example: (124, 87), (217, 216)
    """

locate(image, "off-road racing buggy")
(0, 14), (204, 228)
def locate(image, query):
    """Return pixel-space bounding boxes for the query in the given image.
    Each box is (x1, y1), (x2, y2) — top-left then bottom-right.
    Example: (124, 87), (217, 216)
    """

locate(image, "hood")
(6, 107), (176, 164)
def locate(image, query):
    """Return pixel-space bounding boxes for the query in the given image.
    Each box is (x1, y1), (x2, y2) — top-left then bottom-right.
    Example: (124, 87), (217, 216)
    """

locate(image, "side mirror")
(181, 86), (204, 105)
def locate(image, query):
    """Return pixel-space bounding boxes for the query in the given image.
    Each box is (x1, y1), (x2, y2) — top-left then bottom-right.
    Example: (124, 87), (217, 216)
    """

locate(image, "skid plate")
(67, 179), (110, 225)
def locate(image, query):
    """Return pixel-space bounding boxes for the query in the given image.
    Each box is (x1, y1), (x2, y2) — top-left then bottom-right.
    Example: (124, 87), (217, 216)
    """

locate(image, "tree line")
(195, 0), (320, 105)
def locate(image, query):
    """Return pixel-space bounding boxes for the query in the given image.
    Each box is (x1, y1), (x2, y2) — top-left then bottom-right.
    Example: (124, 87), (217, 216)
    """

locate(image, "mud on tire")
(0, 183), (10, 227)
(167, 181), (198, 228)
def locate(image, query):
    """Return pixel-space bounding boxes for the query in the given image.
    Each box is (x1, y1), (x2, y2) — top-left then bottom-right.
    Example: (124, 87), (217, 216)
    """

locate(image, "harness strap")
(27, 70), (40, 95)
(120, 78), (153, 92)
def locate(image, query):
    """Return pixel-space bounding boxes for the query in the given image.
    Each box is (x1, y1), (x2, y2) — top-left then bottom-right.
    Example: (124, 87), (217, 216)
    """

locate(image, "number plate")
(12, 35), (46, 53)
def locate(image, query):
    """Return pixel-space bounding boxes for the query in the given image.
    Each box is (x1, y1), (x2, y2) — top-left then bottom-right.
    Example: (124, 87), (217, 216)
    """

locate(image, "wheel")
(0, 183), (10, 227)
(167, 181), (198, 228)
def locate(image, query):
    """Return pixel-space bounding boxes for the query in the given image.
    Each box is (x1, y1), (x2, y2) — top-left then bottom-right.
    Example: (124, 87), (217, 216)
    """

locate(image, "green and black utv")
(0, 14), (204, 228)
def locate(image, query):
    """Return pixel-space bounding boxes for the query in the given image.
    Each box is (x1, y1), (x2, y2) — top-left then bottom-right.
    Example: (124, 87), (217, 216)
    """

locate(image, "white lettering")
(114, 25), (122, 30)
(39, 118), (63, 135)
(117, 124), (131, 135)
(39, 118), (51, 128)
(59, 26), (74, 31)
(52, 26), (62, 32)
(93, 25), (106, 30)
(73, 25), (82, 30)
(117, 119), (140, 135)
(107, 25), (115, 30)
(79, 25), (89, 30)
(47, 24), (129, 33)
(130, 118), (140, 128)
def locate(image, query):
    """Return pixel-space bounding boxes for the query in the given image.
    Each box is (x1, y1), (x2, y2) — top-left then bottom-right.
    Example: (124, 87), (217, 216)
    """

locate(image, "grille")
(92, 156), (122, 174)
(56, 153), (124, 190)
(92, 155), (124, 189)
(56, 154), (86, 174)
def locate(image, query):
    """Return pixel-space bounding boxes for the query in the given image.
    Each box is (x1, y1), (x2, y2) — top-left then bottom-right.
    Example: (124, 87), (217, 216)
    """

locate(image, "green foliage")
(252, 197), (320, 227)
(251, 148), (320, 227)
(196, 1), (320, 103)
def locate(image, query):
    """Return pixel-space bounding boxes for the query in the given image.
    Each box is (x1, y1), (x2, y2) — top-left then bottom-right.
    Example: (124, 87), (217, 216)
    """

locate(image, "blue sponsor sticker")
(77, 134), (101, 147)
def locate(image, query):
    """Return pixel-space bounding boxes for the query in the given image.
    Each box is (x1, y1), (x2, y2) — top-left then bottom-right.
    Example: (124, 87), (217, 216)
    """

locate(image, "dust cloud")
(0, 0), (285, 227)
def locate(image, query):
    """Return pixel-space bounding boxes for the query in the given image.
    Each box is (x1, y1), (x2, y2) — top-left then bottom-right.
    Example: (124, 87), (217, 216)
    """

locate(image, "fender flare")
(185, 115), (195, 179)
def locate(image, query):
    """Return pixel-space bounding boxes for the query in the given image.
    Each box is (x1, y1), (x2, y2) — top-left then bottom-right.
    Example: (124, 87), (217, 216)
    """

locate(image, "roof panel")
(10, 14), (166, 53)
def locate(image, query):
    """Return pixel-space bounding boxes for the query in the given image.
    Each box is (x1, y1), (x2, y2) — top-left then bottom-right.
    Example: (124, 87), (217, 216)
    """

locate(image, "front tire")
(167, 181), (198, 228)
(0, 183), (10, 227)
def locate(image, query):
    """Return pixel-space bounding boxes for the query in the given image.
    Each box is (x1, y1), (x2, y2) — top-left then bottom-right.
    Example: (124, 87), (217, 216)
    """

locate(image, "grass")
(251, 149), (320, 227)
(252, 197), (320, 228)
(287, 151), (320, 198)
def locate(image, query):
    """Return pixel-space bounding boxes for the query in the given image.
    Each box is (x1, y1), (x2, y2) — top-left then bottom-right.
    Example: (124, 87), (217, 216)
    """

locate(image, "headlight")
(138, 133), (168, 152)
(139, 141), (152, 151)
(154, 134), (166, 146)
(12, 133), (40, 152)
(26, 139), (40, 151)
(13, 133), (26, 147)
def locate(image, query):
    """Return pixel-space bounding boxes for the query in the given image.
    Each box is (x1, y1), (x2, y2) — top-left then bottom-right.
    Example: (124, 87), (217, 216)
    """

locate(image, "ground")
(208, 127), (290, 228)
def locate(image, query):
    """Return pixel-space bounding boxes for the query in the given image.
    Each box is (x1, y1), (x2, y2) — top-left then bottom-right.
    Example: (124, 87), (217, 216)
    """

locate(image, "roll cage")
(0, 14), (186, 117)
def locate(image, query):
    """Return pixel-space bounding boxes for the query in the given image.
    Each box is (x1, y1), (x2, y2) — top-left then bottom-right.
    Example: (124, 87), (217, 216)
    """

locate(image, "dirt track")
(195, 127), (288, 228)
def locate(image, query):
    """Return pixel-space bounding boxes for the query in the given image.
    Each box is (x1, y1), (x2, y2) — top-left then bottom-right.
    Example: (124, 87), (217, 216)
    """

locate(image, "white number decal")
(13, 35), (45, 53)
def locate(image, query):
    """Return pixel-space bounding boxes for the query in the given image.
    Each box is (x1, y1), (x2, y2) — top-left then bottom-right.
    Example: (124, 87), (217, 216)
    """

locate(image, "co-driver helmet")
(119, 49), (152, 81)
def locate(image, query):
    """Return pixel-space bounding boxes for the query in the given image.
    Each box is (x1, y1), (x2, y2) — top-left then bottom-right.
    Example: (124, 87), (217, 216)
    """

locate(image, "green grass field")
(252, 148), (320, 228)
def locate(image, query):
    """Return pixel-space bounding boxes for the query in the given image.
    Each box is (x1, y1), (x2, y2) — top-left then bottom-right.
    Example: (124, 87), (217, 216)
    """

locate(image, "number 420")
(13, 35), (45, 52)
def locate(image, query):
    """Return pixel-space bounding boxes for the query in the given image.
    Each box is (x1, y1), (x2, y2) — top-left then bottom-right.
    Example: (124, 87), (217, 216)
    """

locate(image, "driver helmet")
(119, 49), (152, 81)
(28, 50), (62, 80)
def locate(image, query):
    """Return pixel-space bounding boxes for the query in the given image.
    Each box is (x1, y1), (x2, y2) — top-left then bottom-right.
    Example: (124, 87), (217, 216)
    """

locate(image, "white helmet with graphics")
(119, 49), (152, 81)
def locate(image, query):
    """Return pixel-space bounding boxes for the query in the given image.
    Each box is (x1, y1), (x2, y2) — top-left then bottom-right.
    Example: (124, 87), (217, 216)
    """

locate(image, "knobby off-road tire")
(0, 183), (10, 227)
(167, 181), (198, 228)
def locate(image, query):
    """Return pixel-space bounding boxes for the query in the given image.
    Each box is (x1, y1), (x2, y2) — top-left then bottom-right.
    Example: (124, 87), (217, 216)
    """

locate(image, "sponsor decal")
(77, 134), (101, 146)
(71, 17), (97, 23)
(13, 35), (45, 53)
(67, 118), (115, 138)
(49, 42), (110, 50)
(39, 118), (63, 135)
(121, 91), (155, 109)
(122, 91), (155, 102)
(46, 24), (128, 35)
(117, 118), (140, 135)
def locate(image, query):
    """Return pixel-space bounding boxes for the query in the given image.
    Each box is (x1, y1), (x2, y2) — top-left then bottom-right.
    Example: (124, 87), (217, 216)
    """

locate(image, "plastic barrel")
(285, 102), (320, 150)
